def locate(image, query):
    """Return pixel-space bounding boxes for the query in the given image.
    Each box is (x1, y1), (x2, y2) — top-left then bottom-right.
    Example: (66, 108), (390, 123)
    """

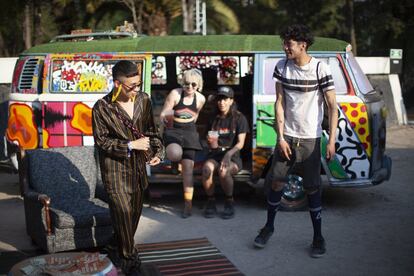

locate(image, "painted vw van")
(6, 35), (391, 209)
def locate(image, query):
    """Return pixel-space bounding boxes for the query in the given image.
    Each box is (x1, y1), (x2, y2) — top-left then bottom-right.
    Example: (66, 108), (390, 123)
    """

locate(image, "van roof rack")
(50, 31), (135, 42)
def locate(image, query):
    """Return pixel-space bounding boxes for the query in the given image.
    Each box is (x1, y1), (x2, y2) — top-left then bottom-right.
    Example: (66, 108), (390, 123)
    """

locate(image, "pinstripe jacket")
(92, 91), (164, 193)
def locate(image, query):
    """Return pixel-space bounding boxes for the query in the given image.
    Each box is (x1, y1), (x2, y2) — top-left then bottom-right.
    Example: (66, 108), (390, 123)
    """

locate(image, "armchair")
(19, 146), (113, 253)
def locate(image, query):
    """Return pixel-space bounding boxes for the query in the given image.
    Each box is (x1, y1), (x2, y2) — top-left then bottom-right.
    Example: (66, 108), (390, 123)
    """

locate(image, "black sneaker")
(254, 226), (274, 248)
(203, 199), (217, 218)
(310, 236), (326, 258)
(221, 200), (235, 219)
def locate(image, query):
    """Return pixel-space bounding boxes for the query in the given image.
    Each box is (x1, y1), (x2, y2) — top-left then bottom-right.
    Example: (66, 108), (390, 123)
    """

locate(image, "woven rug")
(138, 237), (243, 276)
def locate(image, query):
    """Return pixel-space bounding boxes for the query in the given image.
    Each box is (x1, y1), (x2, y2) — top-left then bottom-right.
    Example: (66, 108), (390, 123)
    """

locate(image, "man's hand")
(278, 140), (292, 160)
(326, 141), (336, 161)
(131, 137), (150, 151)
(148, 156), (161, 166)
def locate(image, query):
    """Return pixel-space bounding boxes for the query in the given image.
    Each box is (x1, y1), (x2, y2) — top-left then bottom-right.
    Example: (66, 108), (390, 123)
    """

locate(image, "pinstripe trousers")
(107, 188), (144, 259)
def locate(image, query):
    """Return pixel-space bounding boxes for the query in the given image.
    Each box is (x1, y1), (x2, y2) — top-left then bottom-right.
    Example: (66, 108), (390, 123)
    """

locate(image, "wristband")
(278, 136), (285, 142)
(127, 141), (133, 151)
(127, 141), (133, 157)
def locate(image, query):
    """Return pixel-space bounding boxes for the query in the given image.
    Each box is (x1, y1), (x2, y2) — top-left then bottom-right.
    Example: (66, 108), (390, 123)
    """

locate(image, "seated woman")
(159, 68), (206, 218)
(202, 86), (249, 219)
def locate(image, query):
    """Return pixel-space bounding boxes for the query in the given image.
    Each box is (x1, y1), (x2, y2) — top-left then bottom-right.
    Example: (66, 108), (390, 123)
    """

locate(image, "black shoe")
(122, 254), (142, 276)
(203, 199), (217, 218)
(221, 200), (235, 219)
(310, 236), (326, 258)
(254, 226), (274, 248)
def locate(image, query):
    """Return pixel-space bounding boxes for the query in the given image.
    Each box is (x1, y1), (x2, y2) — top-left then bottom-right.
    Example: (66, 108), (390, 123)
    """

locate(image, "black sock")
(265, 189), (282, 230)
(308, 189), (322, 239)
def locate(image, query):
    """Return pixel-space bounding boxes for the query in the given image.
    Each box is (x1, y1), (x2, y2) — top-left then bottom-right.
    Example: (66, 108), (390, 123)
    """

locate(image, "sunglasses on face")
(182, 82), (197, 88)
(121, 81), (142, 91)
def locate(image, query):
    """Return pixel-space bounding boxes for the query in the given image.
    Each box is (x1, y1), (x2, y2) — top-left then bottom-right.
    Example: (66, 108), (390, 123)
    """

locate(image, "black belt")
(212, 147), (229, 152)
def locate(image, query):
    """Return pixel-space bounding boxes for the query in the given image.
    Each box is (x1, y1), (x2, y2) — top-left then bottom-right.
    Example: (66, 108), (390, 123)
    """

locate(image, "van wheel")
(263, 172), (307, 211)
(280, 175), (307, 211)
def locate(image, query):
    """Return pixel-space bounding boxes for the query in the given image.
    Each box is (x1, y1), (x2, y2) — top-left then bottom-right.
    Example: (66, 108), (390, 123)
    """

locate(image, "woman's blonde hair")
(182, 68), (203, 92)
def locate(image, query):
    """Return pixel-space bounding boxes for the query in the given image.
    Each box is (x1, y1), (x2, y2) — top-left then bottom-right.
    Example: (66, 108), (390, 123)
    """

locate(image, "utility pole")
(194, 0), (206, 35)
(182, 0), (206, 35)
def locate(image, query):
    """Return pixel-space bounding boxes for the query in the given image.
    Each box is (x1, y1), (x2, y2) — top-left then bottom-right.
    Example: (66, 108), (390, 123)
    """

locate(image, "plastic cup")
(208, 130), (219, 149)
(164, 110), (174, 128)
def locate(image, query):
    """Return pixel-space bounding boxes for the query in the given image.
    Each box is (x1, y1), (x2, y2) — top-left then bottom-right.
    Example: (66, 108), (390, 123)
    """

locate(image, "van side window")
(175, 56), (241, 85)
(327, 57), (348, 95)
(152, 56), (167, 85)
(263, 57), (282, 95)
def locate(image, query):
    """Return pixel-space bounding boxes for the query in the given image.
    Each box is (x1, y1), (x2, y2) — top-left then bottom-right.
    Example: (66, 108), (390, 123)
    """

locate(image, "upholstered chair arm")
(24, 191), (52, 235)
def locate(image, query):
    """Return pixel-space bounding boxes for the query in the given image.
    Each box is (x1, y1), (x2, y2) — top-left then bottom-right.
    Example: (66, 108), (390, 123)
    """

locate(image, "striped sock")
(308, 190), (322, 238)
(265, 189), (282, 230)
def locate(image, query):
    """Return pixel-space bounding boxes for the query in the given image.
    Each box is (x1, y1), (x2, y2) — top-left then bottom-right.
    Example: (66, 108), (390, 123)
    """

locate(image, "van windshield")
(346, 52), (374, 95)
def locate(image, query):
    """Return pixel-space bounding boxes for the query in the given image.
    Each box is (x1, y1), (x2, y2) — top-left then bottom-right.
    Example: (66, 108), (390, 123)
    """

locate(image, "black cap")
(217, 86), (234, 98)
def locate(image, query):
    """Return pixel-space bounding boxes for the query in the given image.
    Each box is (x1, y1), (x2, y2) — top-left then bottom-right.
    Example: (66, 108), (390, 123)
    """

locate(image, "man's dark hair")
(112, 60), (139, 81)
(280, 24), (314, 49)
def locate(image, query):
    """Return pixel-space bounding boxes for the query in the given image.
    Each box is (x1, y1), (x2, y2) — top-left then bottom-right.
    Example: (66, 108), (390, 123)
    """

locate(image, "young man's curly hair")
(280, 24), (314, 50)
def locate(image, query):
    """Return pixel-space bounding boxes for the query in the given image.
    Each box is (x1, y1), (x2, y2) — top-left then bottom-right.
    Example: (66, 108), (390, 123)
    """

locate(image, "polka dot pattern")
(340, 103), (371, 157)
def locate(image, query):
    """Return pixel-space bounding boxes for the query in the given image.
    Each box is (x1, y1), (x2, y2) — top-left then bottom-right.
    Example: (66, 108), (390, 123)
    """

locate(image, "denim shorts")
(271, 135), (321, 190)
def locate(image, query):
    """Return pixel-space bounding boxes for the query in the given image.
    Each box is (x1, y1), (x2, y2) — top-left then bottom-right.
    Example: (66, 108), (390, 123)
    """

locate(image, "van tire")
(264, 171), (308, 212)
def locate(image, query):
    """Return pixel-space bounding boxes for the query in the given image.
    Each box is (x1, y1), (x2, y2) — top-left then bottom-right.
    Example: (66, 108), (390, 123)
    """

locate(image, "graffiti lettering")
(77, 72), (107, 92)
(52, 59), (114, 92)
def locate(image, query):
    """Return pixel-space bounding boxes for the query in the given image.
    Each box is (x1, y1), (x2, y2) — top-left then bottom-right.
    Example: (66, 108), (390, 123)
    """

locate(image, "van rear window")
(50, 59), (116, 93)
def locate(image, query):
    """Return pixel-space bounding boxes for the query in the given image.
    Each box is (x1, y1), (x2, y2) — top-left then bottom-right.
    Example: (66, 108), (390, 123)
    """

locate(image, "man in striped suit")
(93, 60), (164, 275)
(254, 24), (338, 258)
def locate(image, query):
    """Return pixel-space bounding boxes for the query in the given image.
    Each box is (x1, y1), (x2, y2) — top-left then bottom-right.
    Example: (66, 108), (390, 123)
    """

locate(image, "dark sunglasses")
(121, 81), (142, 91)
(182, 82), (197, 88)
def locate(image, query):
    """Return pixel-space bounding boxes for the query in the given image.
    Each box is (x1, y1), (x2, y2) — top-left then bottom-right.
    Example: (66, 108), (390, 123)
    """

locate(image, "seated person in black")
(202, 86), (249, 219)
(159, 68), (206, 218)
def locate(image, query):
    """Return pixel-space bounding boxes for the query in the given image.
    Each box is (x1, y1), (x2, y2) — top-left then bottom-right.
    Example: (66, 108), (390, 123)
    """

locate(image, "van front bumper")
(371, 154), (392, 185)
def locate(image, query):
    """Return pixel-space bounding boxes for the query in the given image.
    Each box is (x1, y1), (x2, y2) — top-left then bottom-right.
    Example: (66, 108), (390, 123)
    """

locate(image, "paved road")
(1, 125), (413, 275)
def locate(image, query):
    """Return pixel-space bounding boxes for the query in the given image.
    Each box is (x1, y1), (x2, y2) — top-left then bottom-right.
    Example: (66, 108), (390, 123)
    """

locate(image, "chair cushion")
(28, 146), (97, 200)
(50, 198), (111, 229)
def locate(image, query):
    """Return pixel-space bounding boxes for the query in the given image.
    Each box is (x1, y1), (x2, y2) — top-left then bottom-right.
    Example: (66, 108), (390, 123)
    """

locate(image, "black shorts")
(271, 136), (321, 190)
(207, 149), (242, 172)
(163, 121), (202, 151)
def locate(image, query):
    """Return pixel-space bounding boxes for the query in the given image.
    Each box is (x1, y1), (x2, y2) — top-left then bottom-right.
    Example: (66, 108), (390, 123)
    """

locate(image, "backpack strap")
(316, 61), (321, 91)
(316, 61), (326, 100)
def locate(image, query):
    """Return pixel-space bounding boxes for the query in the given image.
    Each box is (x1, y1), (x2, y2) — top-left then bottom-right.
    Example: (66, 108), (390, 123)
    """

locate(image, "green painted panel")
(256, 103), (277, 147)
(321, 134), (348, 179)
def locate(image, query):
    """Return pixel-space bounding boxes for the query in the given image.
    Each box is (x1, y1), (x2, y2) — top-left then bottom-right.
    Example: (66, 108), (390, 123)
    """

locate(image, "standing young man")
(253, 24), (338, 258)
(92, 60), (164, 275)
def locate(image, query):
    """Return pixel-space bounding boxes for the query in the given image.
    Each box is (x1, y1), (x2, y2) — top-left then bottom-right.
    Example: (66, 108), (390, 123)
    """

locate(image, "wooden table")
(8, 251), (117, 275)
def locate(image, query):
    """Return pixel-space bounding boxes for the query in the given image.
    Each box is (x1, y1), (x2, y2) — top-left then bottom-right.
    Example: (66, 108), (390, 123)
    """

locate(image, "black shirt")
(209, 112), (249, 148)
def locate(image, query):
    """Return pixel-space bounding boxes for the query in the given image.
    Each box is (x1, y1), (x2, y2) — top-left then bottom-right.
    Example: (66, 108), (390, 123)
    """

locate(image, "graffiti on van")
(42, 101), (94, 148)
(6, 103), (39, 149)
(6, 101), (94, 149)
(50, 59), (114, 93)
